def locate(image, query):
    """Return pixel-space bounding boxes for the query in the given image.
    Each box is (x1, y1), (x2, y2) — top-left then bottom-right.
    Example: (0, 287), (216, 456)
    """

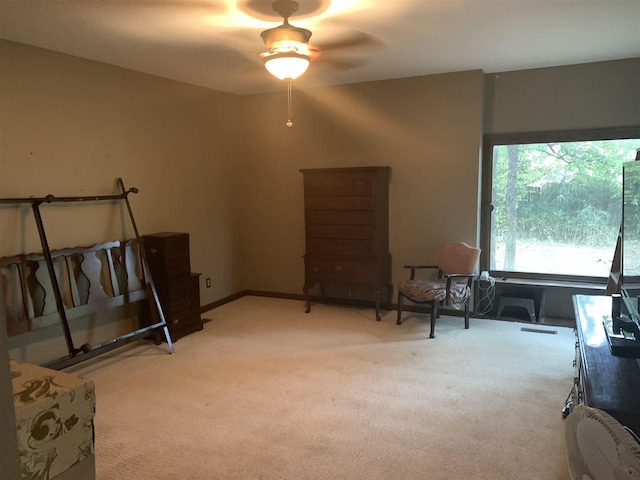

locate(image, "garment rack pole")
(0, 180), (174, 369)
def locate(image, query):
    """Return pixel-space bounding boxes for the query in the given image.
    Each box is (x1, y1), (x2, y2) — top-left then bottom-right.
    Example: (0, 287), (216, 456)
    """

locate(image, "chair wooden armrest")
(444, 272), (476, 287)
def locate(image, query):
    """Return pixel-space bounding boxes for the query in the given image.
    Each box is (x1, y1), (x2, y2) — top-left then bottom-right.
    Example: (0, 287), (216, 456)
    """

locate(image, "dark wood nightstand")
(143, 232), (203, 341)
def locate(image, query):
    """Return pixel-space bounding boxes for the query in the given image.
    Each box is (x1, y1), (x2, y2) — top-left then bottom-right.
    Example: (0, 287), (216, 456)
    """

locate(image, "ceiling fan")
(260, 0), (313, 81)
(258, 0), (382, 78)
(257, 0), (382, 126)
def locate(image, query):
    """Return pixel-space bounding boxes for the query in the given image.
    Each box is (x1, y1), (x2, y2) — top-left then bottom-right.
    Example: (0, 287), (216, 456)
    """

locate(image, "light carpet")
(71, 296), (574, 480)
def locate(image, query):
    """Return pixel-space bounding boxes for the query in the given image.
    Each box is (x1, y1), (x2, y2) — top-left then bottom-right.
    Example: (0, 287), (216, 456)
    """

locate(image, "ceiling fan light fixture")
(259, 0), (315, 125)
(261, 25), (312, 49)
(263, 51), (310, 80)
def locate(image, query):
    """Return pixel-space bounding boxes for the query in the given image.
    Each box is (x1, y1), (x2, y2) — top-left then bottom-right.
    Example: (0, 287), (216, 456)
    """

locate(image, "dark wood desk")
(572, 294), (640, 434)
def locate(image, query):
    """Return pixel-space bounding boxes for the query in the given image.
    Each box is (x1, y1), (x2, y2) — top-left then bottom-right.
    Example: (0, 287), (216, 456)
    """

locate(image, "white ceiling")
(1, 0), (639, 95)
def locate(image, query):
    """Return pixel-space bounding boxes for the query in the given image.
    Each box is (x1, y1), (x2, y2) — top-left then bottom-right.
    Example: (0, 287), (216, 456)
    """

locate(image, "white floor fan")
(565, 405), (640, 479)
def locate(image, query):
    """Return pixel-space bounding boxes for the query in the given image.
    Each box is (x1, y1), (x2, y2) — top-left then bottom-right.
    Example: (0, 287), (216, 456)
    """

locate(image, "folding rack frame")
(0, 178), (174, 369)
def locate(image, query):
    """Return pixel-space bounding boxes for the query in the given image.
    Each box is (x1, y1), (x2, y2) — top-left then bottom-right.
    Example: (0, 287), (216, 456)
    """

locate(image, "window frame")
(480, 126), (640, 283)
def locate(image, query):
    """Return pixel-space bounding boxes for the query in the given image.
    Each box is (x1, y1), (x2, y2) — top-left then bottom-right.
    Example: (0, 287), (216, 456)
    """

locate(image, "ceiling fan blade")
(311, 31), (384, 53)
(306, 30), (384, 71)
(313, 56), (366, 71)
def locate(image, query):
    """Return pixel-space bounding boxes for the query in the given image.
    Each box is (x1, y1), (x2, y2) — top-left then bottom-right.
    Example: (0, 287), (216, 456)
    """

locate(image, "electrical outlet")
(205, 277), (211, 288)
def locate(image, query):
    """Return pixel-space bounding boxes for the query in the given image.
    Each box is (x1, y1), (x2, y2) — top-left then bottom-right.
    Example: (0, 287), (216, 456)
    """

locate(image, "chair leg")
(396, 292), (405, 325)
(464, 300), (470, 329)
(430, 300), (438, 338)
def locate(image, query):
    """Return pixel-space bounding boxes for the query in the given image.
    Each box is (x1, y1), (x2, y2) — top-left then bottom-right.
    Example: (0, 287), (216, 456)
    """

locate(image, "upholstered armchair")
(396, 242), (481, 338)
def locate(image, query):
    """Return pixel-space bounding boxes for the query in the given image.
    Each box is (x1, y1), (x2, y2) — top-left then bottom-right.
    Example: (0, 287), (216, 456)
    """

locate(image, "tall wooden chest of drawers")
(143, 232), (203, 341)
(300, 167), (392, 321)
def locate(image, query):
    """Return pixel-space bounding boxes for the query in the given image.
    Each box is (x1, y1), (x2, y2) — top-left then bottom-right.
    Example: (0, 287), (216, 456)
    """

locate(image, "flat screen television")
(608, 159), (640, 356)
(621, 161), (640, 308)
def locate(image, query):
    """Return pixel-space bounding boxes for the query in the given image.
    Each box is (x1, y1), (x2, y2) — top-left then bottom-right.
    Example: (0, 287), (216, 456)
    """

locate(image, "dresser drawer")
(305, 196), (373, 210)
(165, 306), (203, 342)
(303, 171), (375, 197)
(152, 254), (191, 279)
(154, 274), (200, 314)
(348, 172), (375, 196)
(305, 258), (375, 283)
(143, 232), (190, 279)
(305, 210), (374, 225)
(161, 291), (200, 315)
(351, 261), (375, 283)
(306, 258), (347, 281)
(166, 305), (201, 328)
(307, 239), (374, 255)
(306, 225), (373, 240)
(304, 173), (349, 196)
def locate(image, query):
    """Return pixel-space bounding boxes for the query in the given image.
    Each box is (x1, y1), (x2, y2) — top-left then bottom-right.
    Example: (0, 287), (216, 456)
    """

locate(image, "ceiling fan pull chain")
(286, 79), (294, 127)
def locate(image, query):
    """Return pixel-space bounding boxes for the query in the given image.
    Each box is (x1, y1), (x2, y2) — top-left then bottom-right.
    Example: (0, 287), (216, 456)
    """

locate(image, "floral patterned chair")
(396, 242), (481, 338)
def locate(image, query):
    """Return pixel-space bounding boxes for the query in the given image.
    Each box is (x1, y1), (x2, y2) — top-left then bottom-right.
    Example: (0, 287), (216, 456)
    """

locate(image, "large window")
(482, 128), (640, 280)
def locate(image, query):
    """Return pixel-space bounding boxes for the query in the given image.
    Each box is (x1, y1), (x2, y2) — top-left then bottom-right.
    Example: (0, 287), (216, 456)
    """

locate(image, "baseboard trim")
(246, 290), (304, 301)
(200, 291), (247, 313)
(201, 290), (467, 318)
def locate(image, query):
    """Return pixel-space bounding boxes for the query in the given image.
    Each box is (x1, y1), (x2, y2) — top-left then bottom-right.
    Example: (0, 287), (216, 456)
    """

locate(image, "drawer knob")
(313, 266), (320, 272)
(335, 265), (343, 271)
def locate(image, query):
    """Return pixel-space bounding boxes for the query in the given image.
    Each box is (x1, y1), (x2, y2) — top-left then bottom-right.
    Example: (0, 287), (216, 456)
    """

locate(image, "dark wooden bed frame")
(0, 179), (173, 369)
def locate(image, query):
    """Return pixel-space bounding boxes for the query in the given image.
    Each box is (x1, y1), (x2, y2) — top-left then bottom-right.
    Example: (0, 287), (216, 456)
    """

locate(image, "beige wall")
(0, 40), (245, 304)
(239, 71), (485, 296)
(0, 40), (245, 362)
(485, 58), (640, 134)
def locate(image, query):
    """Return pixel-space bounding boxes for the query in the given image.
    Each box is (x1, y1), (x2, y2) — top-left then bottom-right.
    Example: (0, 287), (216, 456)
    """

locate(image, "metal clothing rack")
(0, 178), (174, 369)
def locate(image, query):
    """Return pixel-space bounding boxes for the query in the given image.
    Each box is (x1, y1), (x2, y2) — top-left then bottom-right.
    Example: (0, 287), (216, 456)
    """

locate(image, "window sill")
(492, 277), (607, 290)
